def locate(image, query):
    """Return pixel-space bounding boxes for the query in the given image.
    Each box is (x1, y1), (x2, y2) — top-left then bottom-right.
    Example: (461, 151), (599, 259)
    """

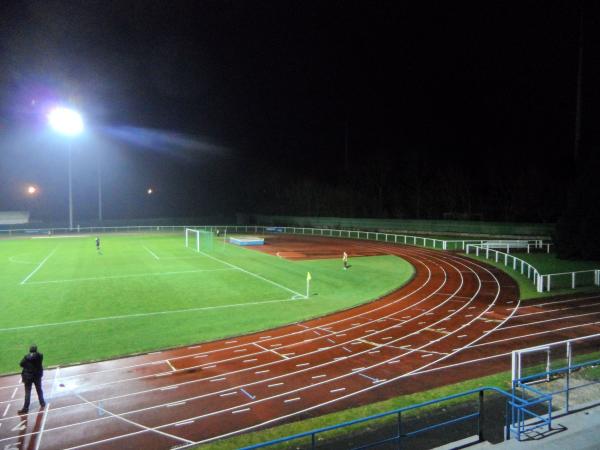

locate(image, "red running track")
(1, 236), (599, 449)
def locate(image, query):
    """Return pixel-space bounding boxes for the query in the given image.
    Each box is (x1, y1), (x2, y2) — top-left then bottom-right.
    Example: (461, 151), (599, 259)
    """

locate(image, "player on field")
(343, 251), (348, 270)
(96, 236), (101, 251)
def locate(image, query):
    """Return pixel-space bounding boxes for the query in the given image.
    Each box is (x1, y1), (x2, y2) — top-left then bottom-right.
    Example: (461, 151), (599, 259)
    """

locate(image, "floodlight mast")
(48, 107), (84, 230)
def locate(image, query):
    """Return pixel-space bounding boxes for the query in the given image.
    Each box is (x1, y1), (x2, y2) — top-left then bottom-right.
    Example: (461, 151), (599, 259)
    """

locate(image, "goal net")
(185, 228), (214, 252)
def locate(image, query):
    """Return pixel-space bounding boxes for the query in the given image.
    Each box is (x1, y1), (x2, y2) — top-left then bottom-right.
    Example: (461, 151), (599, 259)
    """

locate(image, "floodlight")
(27, 186), (37, 195)
(48, 107), (84, 136)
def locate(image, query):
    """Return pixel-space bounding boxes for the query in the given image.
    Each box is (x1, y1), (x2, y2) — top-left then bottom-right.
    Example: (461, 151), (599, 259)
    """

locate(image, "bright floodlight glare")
(147, 188), (153, 194)
(27, 186), (37, 194)
(48, 107), (84, 136)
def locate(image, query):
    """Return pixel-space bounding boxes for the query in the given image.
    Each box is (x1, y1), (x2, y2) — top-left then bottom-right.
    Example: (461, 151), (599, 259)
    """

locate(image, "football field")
(0, 233), (412, 374)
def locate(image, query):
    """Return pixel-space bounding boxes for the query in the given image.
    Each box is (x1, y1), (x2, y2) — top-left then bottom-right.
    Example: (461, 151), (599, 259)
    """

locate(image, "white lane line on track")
(232, 408), (250, 414)
(515, 301), (600, 318)
(0, 247), (447, 403)
(2, 404), (9, 417)
(500, 310), (600, 330)
(182, 251), (516, 445)
(11, 388), (17, 399)
(166, 360), (176, 371)
(469, 320), (600, 348)
(143, 246), (160, 260)
(330, 388), (346, 393)
(20, 248), (57, 285)
(166, 401), (186, 408)
(219, 391), (237, 397)
(0, 251), (482, 444)
(0, 297), (298, 333)
(0, 248), (464, 406)
(0, 246), (510, 446)
(254, 343), (289, 360)
(284, 397), (300, 403)
(74, 393), (193, 445)
(34, 402), (50, 450)
(516, 294), (600, 310)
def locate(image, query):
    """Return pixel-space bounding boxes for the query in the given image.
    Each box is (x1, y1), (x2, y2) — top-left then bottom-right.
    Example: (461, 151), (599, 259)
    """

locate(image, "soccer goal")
(185, 228), (214, 252)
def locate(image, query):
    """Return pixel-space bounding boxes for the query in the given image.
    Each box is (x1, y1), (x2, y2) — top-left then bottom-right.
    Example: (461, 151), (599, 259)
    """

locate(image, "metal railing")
(465, 243), (600, 293)
(239, 387), (515, 450)
(465, 243), (543, 291)
(7, 223), (597, 294)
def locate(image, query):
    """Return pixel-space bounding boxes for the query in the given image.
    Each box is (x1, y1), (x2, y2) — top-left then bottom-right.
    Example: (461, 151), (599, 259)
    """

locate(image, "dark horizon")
(1, 1), (599, 224)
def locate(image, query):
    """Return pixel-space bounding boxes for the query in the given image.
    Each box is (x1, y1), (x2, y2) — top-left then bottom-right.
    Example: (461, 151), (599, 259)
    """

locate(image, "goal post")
(185, 228), (214, 252)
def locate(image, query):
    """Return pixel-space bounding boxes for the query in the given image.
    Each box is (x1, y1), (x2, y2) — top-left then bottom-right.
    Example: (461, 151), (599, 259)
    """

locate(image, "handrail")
(239, 386), (518, 450)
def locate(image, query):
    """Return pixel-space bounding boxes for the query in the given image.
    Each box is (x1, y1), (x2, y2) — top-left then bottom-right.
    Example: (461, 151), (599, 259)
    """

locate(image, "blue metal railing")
(240, 353), (600, 450)
(240, 387), (518, 450)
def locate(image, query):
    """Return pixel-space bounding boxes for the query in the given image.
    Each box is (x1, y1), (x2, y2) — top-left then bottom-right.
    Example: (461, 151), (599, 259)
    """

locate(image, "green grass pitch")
(0, 233), (413, 375)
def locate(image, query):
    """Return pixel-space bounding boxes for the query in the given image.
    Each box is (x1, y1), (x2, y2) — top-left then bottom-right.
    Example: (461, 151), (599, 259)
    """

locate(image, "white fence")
(4, 223), (597, 294)
(466, 243), (600, 293)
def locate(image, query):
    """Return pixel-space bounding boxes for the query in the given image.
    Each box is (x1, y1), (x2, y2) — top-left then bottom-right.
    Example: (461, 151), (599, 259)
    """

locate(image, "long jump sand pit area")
(2, 235), (600, 449)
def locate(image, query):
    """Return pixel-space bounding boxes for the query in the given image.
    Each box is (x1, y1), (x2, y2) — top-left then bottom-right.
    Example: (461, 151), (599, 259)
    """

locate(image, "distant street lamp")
(48, 107), (84, 229)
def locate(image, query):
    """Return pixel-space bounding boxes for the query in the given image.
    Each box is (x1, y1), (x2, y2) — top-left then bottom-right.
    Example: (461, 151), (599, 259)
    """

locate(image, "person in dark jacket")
(18, 345), (45, 414)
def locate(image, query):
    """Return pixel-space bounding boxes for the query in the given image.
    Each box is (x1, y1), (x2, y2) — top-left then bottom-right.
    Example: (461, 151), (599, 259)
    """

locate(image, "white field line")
(0, 244), (432, 387)
(32, 235), (90, 239)
(0, 258), (470, 440)
(0, 249), (516, 446)
(0, 297), (299, 333)
(143, 246), (160, 260)
(0, 250), (478, 416)
(0, 248), (444, 406)
(20, 248), (57, 285)
(197, 250), (305, 298)
(186, 255), (515, 445)
(76, 254), (511, 449)
(0, 247), (438, 392)
(74, 393), (193, 445)
(0, 251), (440, 394)
(0, 245), (484, 403)
(21, 268), (236, 285)
(0, 244), (504, 414)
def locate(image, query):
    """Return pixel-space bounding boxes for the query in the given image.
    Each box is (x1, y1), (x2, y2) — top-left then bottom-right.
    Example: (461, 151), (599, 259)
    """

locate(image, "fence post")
(572, 272), (576, 289)
(397, 411), (403, 448)
(547, 275), (551, 292)
(478, 390), (485, 442)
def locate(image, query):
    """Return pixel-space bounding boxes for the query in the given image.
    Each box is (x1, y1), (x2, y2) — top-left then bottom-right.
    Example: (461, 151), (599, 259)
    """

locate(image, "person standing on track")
(343, 251), (349, 270)
(18, 345), (45, 414)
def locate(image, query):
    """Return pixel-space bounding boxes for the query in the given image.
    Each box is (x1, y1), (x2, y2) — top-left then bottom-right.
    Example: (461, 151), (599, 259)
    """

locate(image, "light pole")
(48, 107), (84, 230)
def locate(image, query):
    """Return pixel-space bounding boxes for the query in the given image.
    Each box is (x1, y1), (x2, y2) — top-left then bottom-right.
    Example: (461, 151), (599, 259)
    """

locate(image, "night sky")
(0, 1), (598, 224)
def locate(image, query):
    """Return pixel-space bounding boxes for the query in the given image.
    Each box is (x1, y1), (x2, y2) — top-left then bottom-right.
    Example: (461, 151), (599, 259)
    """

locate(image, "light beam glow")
(48, 107), (84, 136)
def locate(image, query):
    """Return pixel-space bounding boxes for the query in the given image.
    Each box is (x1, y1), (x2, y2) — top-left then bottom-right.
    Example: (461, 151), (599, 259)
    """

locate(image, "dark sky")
(0, 1), (598, 223)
